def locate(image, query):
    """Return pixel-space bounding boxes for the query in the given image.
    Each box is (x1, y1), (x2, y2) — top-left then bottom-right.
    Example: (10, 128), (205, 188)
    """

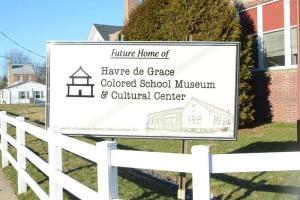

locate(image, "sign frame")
(46, 41), (240, 140)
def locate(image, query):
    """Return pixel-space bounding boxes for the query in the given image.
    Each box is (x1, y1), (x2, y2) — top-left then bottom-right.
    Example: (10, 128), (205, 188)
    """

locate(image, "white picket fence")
(0, 111), (300, 200)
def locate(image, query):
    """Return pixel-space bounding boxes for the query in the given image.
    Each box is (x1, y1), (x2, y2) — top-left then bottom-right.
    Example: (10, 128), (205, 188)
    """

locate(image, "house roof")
(70, 67), (91, 78)
(12, 64), (35, 75)
(148, 107), (184, 117)
(93, 24), (123, 41)
(189, 98), (232, 116)
(7, 81), (45, 89)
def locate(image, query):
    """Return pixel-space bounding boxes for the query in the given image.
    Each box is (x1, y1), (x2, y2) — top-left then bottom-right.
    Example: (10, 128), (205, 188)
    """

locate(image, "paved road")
(0, 169), (18, 200)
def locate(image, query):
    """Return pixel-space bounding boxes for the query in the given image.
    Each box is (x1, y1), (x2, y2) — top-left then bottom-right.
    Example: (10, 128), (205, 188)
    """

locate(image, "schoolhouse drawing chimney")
(124, 0), (140, 24)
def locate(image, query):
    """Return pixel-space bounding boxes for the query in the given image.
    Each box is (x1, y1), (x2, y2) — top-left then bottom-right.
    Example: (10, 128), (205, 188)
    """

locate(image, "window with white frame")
(291, 27), (298, 65)
(35, 91), (41, 99)
(264, 30), (285, 67)
(240, 1), (298, 70)
(18, 91), (26, 99)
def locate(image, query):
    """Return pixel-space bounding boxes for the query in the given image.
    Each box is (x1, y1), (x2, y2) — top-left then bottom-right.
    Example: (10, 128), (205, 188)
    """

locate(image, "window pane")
(35, 91), (41, 99)
(19, 91), (25, 99)
(291, 27), (298, 65)
(264, 30), (285, 67)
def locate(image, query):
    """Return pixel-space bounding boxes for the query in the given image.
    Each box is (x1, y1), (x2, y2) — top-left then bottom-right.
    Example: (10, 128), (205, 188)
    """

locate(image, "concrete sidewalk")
(0, 169), (18, 200)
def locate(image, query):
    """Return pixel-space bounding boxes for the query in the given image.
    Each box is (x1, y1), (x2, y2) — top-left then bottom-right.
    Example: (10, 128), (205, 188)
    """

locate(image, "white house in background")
(88, 24), (123, 41)
(0, 81), (46, 104)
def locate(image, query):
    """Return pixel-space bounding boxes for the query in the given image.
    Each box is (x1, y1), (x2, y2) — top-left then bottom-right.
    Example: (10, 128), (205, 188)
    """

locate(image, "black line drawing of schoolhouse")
(66, 67), (94, 97)
(146, 98), (233, 133)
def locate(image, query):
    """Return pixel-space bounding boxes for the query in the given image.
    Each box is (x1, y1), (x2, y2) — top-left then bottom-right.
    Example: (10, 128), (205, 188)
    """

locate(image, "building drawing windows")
(66, 67), (95, 98)
(146, 98), (233, 133)
(189, 115), (201, 125)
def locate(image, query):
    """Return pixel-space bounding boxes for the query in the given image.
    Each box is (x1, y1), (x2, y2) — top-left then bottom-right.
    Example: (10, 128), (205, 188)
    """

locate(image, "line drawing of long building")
(146, 98), (234, 133)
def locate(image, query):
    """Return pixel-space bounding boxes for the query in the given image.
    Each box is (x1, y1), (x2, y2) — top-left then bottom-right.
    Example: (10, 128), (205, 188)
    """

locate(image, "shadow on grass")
(231, 141), (299, 153)
(205, 141), (300, 200)
(32, 120), (45, 126)
(110, 142), (179, 198)
(212, 173), (300, 200)
(119, 168), (177, 199)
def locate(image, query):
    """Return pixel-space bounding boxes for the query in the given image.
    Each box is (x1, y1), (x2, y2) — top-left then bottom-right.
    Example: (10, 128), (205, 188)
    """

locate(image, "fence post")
(48, 129), (63, 200)
(96, 141), (118, 200)
(16, 116), (27, 193)
(191, 145), (211, 200)
(0, 111), (8, 168)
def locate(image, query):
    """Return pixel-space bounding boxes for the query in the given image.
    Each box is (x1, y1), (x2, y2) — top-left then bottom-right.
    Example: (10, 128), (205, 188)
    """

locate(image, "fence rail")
(0, 111), (300, 200)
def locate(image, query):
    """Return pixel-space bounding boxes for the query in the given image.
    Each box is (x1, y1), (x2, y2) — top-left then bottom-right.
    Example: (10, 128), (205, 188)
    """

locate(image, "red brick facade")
(12, 74), (37, 83)
(252, 69), (297, 123)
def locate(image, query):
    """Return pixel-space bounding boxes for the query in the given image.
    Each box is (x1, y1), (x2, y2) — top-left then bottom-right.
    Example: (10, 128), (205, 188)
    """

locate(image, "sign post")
(177, 35), (193, 200)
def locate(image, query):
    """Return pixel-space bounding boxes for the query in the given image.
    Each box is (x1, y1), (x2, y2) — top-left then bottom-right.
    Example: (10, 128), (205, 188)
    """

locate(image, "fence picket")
(0, 111), (8, 168)
(97, 141), (118, 200)
(16, 116), (27, 194)
(192, 145), (211, 200)
(48, 129), (63, 200)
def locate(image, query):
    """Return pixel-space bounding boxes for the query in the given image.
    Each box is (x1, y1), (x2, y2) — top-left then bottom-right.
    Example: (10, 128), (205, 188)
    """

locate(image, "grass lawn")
(0, 104), (300, 200)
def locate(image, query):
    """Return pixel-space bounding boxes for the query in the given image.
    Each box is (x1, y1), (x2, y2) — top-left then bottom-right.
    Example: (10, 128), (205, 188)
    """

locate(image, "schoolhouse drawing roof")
(70, 67), (91, 78)
(189, 98), (231, 116)
(12, 64), (35, 75)
(148, 107), (184, 116)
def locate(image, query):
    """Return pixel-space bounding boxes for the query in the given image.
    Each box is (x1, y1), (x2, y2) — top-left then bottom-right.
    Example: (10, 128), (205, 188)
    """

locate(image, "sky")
(0, 0), (124, 76)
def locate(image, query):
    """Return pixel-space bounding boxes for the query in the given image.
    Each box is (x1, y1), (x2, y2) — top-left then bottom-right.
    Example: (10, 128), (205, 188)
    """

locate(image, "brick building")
(7, 61), (37, 86)
(238, 0), (298, 122)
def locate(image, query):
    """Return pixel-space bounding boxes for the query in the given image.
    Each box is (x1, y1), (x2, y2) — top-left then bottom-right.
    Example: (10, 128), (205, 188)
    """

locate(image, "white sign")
(47, 42), (239, 139)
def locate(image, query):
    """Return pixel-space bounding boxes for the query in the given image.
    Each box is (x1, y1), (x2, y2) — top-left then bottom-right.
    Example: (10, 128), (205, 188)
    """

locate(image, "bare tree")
(33, 61), (46, 84)
(5, 49), (32, 64)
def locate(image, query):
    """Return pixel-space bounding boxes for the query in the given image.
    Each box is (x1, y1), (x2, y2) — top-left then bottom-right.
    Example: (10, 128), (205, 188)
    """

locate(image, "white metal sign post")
(47, 42), (239, 140)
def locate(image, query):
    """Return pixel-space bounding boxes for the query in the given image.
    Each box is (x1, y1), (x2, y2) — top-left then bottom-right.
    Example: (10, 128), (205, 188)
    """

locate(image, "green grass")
(0, 104), (300, 200)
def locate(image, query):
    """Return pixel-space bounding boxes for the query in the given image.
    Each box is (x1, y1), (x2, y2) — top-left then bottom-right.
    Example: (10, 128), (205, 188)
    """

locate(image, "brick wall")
(12, 74), (37, 83)
(252, 68), (297, 123)
(124, 0), (139, 24)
